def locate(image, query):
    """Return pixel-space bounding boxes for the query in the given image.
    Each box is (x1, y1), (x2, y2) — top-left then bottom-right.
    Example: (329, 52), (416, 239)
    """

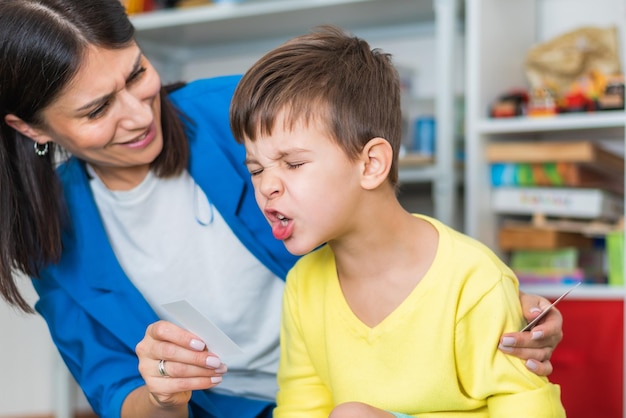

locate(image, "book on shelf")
(510, 247), (605, 285)
(606, 230), (624, 286)
(486, 140), (624, 179)
(491, 187), (624, 221)
(511, 247), (583, 285)
(515, 270), (585, 285)
(499, 224), (593, 251)
(511, 247), (578, 270)
(490, 162), (623, 194)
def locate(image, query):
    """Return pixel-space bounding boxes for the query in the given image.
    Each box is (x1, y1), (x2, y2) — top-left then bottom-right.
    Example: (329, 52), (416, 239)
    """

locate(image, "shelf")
(521, 284), (626, 300)
(395, 154), (436, 183)
(131, 0), (430, 49)
(399, 153), (434, 166)
(399, 165), (439, 183)
(477, 111), (626, 134)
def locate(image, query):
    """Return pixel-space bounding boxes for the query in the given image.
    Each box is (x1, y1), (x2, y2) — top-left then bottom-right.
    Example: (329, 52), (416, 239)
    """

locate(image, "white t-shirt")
(88, 166), (285, 401)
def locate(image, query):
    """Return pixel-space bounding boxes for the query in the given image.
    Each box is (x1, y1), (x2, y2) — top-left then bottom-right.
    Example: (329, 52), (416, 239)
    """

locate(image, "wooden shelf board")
(486, 140), (625, 177)
(399, 153), (434, 167)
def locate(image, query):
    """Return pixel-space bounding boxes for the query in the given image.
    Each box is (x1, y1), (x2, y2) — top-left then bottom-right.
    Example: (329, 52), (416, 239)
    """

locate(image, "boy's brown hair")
(230, 25), (402, 186)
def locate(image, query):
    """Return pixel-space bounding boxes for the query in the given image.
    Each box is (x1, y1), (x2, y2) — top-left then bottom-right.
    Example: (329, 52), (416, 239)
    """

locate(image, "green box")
(607, 230), (624, 286)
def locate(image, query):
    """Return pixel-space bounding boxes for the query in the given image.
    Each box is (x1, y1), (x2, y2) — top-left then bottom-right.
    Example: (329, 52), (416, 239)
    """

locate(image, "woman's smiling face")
(35, 42), (163, 189)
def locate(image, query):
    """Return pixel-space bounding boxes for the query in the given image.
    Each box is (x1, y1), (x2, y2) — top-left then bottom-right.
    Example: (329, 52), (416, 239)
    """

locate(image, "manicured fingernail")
(498, 343), (513, 352)
(530, 307), (543, 314)
(501, 336), (515, 346)
(206, 356), (222, 368)
(190, 339), (206, 351)
(526, 360), (538, 371)
(211, 376), (223, 384)
(531, 330), (544, 340)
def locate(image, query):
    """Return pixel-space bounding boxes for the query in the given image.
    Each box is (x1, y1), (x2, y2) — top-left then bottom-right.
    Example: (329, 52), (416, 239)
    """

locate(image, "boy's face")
(243, 112), (363, 256)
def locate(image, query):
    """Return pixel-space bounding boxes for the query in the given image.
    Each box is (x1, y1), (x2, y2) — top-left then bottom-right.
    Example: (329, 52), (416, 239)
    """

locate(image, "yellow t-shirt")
(275, 215), (565, 418)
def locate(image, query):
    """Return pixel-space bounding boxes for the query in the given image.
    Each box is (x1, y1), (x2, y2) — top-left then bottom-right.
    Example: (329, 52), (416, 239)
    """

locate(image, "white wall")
(0, 277), (56, 416)
(0, 276), (91, 417)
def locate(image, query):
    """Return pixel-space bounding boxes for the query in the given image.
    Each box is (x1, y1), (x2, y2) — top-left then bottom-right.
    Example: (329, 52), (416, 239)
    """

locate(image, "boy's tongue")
(272, 218), (294, 241)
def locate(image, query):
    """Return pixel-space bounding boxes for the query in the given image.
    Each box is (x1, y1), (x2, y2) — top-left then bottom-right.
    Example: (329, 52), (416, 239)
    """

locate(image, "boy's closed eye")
(286, 161), (305, 169)
(246, 160), (306, 176)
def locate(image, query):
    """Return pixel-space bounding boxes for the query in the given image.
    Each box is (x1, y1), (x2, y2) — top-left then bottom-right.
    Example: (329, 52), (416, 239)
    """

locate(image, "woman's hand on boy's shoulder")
(498, 291), (564, 376)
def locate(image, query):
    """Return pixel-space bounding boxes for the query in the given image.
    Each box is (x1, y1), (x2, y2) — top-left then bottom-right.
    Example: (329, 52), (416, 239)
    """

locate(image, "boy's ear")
(360, 137), (392, 190)
(4, 114), (53, 144)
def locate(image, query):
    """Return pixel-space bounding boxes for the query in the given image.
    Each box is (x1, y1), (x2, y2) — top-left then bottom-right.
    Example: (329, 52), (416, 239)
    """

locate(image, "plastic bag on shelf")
(525, 26), (622, 97)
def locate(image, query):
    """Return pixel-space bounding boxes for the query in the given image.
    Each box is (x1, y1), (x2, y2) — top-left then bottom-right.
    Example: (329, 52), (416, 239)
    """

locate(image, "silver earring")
(34, 142), (49, 157)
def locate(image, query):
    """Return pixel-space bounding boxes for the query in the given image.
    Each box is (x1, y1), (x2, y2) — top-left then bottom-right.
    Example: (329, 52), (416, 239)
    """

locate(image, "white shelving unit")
(465, 0), (626, 416)
(132, 0), (436, 81)
(129, 0), (461, 226)
(465, 0), (626, 293)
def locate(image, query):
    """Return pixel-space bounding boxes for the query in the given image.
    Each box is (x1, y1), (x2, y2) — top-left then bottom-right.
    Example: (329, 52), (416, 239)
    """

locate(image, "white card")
(520, 282), (581, 332)
(162, 300), (244, 356)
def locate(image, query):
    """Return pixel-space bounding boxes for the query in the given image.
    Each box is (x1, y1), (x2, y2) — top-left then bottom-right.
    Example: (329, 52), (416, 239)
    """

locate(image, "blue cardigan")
(32, 76), (298, 418)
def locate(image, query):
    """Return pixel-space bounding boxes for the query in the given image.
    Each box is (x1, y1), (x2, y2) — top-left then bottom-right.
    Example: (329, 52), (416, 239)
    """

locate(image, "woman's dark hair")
(0, 0), (188, 312)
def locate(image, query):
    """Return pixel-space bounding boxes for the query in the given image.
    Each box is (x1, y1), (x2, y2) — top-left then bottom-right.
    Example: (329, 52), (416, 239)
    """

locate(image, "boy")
(230, 25), (565, 418)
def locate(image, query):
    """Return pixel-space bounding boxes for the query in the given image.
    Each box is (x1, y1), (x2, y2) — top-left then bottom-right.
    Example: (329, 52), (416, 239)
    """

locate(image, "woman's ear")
(4, 114), (52, 144)
(360, 137), (393, 190)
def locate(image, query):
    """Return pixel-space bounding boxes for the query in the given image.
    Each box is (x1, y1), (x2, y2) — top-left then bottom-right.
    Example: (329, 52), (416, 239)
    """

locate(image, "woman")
(0, 1), (563, 417)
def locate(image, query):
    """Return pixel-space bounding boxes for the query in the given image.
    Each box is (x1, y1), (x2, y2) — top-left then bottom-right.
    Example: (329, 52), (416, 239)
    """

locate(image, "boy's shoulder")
(416, 214), (515, 280)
